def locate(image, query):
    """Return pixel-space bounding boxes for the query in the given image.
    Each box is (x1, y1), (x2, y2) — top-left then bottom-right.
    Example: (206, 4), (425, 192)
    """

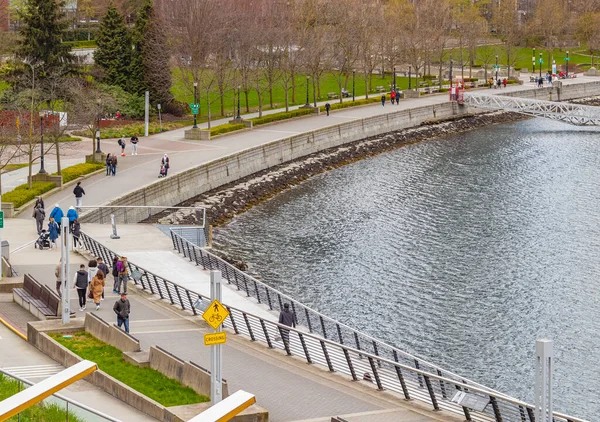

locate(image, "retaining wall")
(84, 312), (141, 352)
(80, 81), (600, 225)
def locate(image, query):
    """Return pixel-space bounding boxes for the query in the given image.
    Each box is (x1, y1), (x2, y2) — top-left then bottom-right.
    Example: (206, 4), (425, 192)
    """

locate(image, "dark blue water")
(213, 118), (600, 419)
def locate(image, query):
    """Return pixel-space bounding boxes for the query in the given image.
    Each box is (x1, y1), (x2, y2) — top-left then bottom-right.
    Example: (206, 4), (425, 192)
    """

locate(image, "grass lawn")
(0, 374), (86, 422)
(1, 163), (28, 174)
(51, 332), (208, 407)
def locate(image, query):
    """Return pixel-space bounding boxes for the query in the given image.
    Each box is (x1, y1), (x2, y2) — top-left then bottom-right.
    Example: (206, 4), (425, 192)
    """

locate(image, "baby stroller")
(158, 165), (167, 178)
(35, 230), (51, 250)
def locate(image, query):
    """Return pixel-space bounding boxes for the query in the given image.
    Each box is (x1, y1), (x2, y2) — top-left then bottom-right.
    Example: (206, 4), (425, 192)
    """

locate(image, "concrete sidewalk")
(16, 73), (594, 219)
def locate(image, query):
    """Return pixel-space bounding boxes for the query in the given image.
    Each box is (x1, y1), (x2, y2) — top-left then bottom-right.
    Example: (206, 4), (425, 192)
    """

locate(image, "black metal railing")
(79, 231), (587, 422)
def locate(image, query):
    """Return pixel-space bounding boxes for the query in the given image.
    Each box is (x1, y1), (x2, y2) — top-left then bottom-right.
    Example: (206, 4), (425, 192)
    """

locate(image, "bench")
(341, 88), (351, 98)
(327, 92), (339, 99)
(375, 86), (386, 92)
(13, 274), (60, 320)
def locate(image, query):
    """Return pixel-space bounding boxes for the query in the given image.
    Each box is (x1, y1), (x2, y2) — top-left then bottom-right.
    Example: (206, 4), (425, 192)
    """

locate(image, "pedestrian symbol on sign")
(202, 299), (229, 330)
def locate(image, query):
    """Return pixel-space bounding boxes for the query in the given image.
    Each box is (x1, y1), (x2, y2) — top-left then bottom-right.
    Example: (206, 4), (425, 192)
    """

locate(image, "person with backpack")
(111, 256), (120, 293)
(67, 206), (78, 232)
(161, 154), (170, 176)
(118, 135), (126, 156)
(130, 135), (139, 155)
(72, 219), (81, 249)
(73, 182), (85, 210)
(115, 256), (129, 294)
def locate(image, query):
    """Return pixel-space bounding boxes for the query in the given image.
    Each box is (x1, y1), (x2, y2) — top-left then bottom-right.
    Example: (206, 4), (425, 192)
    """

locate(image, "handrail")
(77, 205), (207, 227)
(0, 367), (122, 422)
(168, 230), (498, 393)
(79, 231), (588, 422)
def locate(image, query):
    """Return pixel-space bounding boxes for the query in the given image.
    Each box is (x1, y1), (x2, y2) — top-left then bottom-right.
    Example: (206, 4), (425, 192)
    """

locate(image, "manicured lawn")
(51, 332), (208, 407)
(1, 163), (28, 174)
(0, 374), (85, 422)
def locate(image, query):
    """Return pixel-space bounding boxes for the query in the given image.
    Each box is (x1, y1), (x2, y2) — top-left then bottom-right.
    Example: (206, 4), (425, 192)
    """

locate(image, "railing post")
(456, 385), (472, 421)
(174, 286), (185, 310)
(226, 307), (239, 334)
(367, 356), (383, 390)
(336, 324), (343, 344)
(243, 313), (255, 341)
(372, 340), (382, 367)
(253, 280), (261, 303)
(260, 320), (273, 349)
(278, 326), (292, 356)
(164, 280), (175, 304)
(320, 340), (334, 372)
(392, 350), (410, 400)
(342, 348), (357, 381)
(437, 369), (447, 399)
(152, 274), (163, 298)
(526, 407), (535, 422)
(265, 288), (273, 310)
(319, 315), (327, 338)
(490, 396), (503, 422)
(186, 290), (197, 315)
(414, 359), (424, 388)
(423, 375), (439, 411)
(304, 308), (313, 332)
(298, 333), (312, 364)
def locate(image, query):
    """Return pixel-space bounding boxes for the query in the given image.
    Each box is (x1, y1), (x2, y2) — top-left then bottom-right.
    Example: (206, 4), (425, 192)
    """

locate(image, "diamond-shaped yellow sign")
(202, 299), (229, 330)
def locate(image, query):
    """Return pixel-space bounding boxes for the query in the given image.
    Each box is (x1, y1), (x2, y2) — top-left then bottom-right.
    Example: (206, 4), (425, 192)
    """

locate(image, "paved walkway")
(16, 74), (596, 219)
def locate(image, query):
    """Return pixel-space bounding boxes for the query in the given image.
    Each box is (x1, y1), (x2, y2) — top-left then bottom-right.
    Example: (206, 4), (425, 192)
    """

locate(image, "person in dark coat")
(112, 256), (120, 292)
(381, 95), (386, 107)
(278, 303), (296, 348)
(73, 182), (85, 210)
(34, 196), (44, 210)
(325, 102), (331, 116)
(72, 219), (81, 249)
(113, 292), (131, 333)
(33, 205), (45, 234)
(72, 264), (88, 311)
(105, 153), (112, 176)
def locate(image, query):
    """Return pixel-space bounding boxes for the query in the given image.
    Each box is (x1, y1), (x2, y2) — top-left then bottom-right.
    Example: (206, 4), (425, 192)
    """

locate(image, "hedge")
(57, 162), (104, 183)
(321, 97), (381, 112)
(72, 122), (188, 139)
(210, 123), (246, 136)
(2, 182), (56, 208)
(250, 107), (315, 125)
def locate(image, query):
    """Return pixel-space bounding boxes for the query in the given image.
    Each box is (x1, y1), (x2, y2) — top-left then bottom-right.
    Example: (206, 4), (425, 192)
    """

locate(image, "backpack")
(116, 260), (125, 272)
(117, 138), (124, 147)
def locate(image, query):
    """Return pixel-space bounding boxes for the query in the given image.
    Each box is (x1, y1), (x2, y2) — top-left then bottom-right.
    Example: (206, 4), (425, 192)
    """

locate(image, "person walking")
(87, 259), (98, 302)
(67, 206), (78, 232)
(116, 256), (129, 294)
(34, 196), (44, 210)
(97, 257), (109, 301)
(502, 78), (507, 88)
(48, 217), (59, 249)
(73, 182), (85, 210)
(72, 219), (81, 249)
(113, 292), (130, 333)
(381, 94), (386, 107)
(33, 205), (45, 235)
(390, 90), (396, 104)
(73, 264), (88, 311)
(161, 154), (170, 176)
(395, 90), (401, 104)
(130, 135), (139, 155)
(118, 135), (126, 156)
(91, 270), (106, 311)
(105, 153), (112, 176)
(324, 102), (331, 116)
(110, 154), (118, 176)
(278, 303), (296, 349)
(112, 256), (120, 293)
(55, 259), (62, 297)
(49, 204), (64, 231)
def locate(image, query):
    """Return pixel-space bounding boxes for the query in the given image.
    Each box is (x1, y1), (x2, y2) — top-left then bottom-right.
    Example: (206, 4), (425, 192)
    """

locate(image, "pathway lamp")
(304, 76), (310, 107)
(408, 66), (412, 90)
(392, 66), (396, 91)
(533, 47), (536, 75)
(193, 82), (198, 128)
(95, 98), (102, 154)
(539, 52), (543, 79)
(495, 55), (499, 82)
(38, 111), (46, 174)
(566, 51), (569, 77)
(237, 86), (241, 119)
(352, 70), (355, 102)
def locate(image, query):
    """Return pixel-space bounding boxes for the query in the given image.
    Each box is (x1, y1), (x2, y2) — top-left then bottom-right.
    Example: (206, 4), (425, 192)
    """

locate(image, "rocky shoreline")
(165, 110), (528, 228)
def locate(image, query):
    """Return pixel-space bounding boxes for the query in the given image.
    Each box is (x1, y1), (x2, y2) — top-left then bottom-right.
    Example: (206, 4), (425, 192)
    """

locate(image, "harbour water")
(214, 118), (600, 419)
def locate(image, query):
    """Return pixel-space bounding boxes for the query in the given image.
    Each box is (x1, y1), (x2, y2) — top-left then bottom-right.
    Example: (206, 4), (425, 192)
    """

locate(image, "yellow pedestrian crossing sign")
(202, 299), (229, 330)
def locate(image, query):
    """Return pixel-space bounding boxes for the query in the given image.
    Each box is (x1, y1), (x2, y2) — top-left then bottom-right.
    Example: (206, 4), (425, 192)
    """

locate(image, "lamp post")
(408, 65), (412, 90)
(392, 66), (396, 91)
(352, 70), (355, 102)
(495, 55), (499, 82)
(539, 52), (543, 79)
(193, 82), (198, 128)
(304, 76), (310, 106)
(95, 98), (102, 154)
(237, 86), (241, 119)
(38, 112), (46, 174)
(533, 47), (536, 75)
(566, 51), (569, 77)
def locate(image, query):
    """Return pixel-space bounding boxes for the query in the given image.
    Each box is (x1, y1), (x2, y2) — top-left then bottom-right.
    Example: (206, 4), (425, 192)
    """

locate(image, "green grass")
(71, 121), (190, 139)
(52, 332), (208, 407)
(57, 135), (82, 143)
(1, 182), (56, 208)
(57, 162), (104, 183)
(0, 374), (85, 422)
(1, 163), (28, 174)
(63, 40), (97, 49)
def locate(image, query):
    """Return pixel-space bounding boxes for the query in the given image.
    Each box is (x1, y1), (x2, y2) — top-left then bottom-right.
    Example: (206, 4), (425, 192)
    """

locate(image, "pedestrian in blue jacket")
(48, 218), (59, 249)
(66, 206), (78, 232)
(49, 204), (64, 230)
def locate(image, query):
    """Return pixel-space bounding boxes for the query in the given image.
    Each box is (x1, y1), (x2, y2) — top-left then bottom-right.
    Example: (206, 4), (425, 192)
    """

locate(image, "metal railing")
(0, 368), (121, 422)
(77, 205), (206, 226)
(79, 231), (587, 422)
(169, 226), (208, 247)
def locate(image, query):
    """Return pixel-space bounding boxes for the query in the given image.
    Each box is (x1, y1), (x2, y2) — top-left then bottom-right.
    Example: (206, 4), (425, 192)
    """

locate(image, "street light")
(408, 66), (412, 90)
(38, 111), (46, 174)
(237, 86), (241, 119)
(193, 82), (198, 128)
(352, 70), (355, 102)
(95, 98), (102, 154)
(495, 55), (499, 82)
(533, 47), (536, 75)
(566, 51), (569, 77)
(539, 52), (543, 79)
(304, 76), (310, 107)
(392, 66), (396, 92)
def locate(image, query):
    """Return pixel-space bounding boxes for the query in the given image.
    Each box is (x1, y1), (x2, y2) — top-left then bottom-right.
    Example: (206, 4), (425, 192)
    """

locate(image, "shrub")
(322, 97), (380, 112)
(2, 182), (56, 208)
(163, 100), (188, 117)
(63, 40), (97, 49)
(57, 135), (81, 142)
(251, 108), (315, 125)
(57, 162), (104, 183)
(98, 84), (145, 119)
(210, 123), (246, 136)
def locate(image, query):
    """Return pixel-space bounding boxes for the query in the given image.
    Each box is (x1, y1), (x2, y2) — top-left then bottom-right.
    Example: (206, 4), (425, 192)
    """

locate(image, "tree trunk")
(285, 85), (289, 112)
(365, 72), (369, 99)
(291, 70), (296, 103)
(55, 141), (61, 175)
(312, 78), (317, 108)
(258, 92), (263, 118)
(316, 75), (321, 100)
(244, 90), (249, 112)
(219, 87), (225, 116)
(269, 87), (273, 109)
(28, 151), (33, 189)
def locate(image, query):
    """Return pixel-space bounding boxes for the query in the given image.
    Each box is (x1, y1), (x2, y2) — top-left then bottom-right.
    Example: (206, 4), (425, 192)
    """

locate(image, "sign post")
(535, 339), (553, 422)
(202, 270), (228, 405)
(144, 91), (150, 137)
(61, 216), (71, 324)
(0, 210), (3, 281)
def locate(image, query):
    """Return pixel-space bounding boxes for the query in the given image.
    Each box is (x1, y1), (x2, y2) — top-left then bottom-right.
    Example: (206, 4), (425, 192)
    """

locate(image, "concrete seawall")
(81, 81), (600, 224)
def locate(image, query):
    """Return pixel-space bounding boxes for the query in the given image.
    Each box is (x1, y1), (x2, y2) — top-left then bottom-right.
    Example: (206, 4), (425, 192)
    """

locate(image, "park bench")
(375, 86), (386, 92)
(341, 88), (351, 98)
(13, 274), (60, 320)
(327, 92), (339, 100)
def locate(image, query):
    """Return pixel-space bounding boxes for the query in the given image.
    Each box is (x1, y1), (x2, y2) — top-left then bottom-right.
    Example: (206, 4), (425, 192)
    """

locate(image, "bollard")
(535, 339), (553, 422)
(110, 214), (120, 239)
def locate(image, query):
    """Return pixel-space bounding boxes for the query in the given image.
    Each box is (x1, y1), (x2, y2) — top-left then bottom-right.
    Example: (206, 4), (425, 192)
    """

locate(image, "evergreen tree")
(94, 4), (131, 90)
(129, 0), (173, 105)
(17, 0), (72, 73)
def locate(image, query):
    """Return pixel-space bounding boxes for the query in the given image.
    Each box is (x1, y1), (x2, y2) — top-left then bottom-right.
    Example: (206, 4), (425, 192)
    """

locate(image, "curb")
(0, 315), (28, 341)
